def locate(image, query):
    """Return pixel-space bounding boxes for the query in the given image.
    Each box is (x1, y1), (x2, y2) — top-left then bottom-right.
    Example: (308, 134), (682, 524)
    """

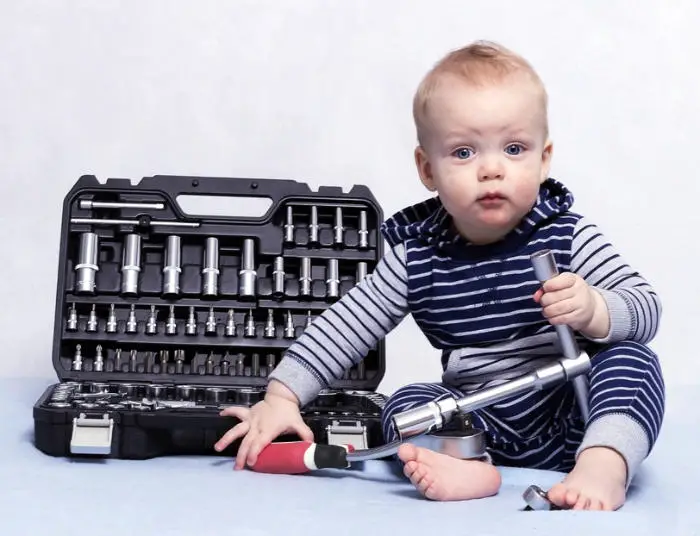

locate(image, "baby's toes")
(573, 494), (590, 510)
(587, 498), (603, 511)
(546, 483), (569, 507)
(565, 487), (580, 507)
(403, 460), (419, 480)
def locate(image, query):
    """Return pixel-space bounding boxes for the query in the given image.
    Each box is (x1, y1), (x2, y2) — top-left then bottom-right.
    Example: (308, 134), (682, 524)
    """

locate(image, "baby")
(215, 40), (664, 511)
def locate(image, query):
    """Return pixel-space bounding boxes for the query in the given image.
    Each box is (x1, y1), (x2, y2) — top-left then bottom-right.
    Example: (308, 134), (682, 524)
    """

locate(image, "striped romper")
(268, 178), (665, 485)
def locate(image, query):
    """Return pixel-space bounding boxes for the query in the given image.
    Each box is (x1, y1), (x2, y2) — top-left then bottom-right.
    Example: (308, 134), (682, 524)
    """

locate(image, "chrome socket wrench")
(326, 258), (339, 299)
(299, 257), (312, 297)
(272, 257), (285, 298)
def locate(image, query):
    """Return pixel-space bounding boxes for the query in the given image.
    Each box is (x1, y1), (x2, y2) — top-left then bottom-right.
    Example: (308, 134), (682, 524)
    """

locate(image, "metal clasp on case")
(326, 420), (368, 450)
(70, 413), (114, 455)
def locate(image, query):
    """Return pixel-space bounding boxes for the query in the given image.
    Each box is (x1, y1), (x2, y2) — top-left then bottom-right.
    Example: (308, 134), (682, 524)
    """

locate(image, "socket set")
(33, 174), (387, 459)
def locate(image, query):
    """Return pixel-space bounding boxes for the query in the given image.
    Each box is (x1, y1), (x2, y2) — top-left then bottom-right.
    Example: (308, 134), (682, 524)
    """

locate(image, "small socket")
(244, 309), (256, 337)
(356, 261), (368, 283)
(326, 258), (339, 299)
(94, 345), (104, 372)
(272, 257), (285, 298)
(72, 344), (83, 371)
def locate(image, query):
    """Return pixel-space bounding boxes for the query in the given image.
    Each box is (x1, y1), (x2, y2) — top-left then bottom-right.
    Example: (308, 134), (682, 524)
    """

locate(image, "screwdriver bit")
(159, 350), (169, 374)
(225, 309), (236, 337)
(251, 353), (260, 376)
(205, 352), (215, 375)
(146, 305), (158, 335)
(129, 350), (137, 372)
(244, 309), (256, 337)
(175, 350), (185, 374)
(264, 309), (276, 338)
(106, 304), (118, 333)
(205, 306), (217, 335)
(66, 303), (78, 331)
(72, 344), (83, 371)
(166, 305), (177, 335)
(266, 353), (276, 372)
(235, 354), (245, 376)
(114, 348), (123, 372)
(284, 310), (296, 339)
(186, 306), (197, 336)
(126, 305), (138, 334)
(86, 304), (98, 332)
(306, 310), (313, 329)
(221, 352), (231, 376)
(94, 344), (104, 372)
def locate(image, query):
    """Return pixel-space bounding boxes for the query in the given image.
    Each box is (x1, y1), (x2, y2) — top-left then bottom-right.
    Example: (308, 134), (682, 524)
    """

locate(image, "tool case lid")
(51, 174), (386, 393)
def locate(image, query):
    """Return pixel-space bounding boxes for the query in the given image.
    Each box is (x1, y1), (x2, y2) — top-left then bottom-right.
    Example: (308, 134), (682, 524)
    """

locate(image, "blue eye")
(505, 144), (523, 155)
(454, 148), (472, 159)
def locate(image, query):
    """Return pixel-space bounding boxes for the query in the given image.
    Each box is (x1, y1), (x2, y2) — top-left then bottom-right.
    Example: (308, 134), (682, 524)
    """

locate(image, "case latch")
(326, 420), (368, 450)
(70, 413), (114, 455)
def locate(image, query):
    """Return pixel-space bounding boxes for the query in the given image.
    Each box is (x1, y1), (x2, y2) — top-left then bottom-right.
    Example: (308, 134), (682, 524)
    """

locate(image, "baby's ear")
(540, 139), (554, 183)
(415, 146), (436, 191)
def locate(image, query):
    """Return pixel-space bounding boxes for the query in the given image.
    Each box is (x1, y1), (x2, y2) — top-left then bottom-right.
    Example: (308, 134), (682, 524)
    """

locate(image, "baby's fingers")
(214, 421), (249, 452)
(219, 405), (250, 420)
(246, 428), (282, 467)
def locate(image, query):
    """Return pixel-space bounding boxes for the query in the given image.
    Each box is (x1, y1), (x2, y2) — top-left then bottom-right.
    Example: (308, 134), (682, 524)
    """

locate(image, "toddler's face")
(415, 74), (552, 244)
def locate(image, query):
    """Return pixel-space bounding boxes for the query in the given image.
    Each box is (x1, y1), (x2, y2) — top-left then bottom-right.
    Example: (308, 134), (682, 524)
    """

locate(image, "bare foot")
(397, 443), (501, 501)
(547, 447), (627, 510)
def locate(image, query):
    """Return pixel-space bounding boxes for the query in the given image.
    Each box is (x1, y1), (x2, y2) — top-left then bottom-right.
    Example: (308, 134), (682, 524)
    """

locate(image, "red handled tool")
(249, 441), (355, 474)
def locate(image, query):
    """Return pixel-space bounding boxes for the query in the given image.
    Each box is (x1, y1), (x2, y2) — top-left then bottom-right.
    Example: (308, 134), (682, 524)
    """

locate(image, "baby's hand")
(533, 272), (604, 334)
(214, 381), (314, 470)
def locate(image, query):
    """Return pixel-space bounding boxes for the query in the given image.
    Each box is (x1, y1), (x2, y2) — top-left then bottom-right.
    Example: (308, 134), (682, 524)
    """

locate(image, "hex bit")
(356, 261), (368, 283)
(72, 344), (83, 371)
(145, 306), (158, 335)
(239, 238), (257, 298)
(94, 345), (104, 372)
(244, 309), (256, 337)
(166, 305), (177, 335)
(162, 235), (182, 296)
(121, 234), (142, 295)
(205, 306), (217, 335)
(221, 353), (231, 376)
(202, 237), (220, 297)
(74, 232), (99, 294)
(114, 348), (123, 372)
(251, 353), (260, 376)
(284, 311), (296, 339)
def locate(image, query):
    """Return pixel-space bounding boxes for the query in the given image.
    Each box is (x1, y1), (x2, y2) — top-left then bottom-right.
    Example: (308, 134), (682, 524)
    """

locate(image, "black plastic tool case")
(33, 174), (387, 459)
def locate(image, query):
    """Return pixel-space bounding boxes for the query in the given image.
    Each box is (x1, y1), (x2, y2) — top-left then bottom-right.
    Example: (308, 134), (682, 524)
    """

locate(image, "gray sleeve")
(267, 243), (410, 407)
(570, 216), (662, 344)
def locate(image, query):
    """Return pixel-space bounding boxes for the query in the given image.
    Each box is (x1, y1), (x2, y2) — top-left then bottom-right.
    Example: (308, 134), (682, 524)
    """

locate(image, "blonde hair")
(413, 40), (549, 145)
